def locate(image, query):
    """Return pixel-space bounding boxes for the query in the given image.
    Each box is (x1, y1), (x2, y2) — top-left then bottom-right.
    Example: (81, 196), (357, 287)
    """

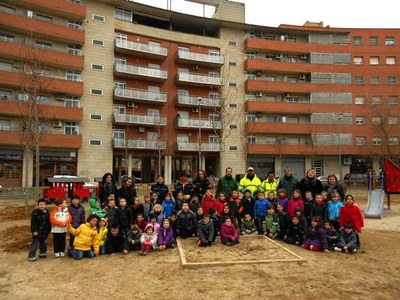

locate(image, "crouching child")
(126, 224), (142, 251)
(139, 224), (158, 255)
(106, 225), (128, 256)
(158, 219), (175, 251)
(197, 214), (214, 247)
(334, 222), (359, 253)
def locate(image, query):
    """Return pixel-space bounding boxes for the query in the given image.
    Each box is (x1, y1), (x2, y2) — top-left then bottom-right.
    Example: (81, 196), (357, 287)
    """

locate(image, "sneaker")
(60, 252), (65, 257)
(138, 250), (145, 255)
(39, 254), (47, 258)
(143, 250), (149, 255)
(351, 249), (357, 253)
(197, 240), (202, 247)
(54, 253), (61, 258)
(309, 245), (314, 251)
(334, 247), (342, 252)
(28, 257), (37, 262)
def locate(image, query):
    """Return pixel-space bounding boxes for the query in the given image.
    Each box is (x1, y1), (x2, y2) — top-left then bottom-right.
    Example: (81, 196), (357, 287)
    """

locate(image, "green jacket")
(263, 213), (280, 236)
(239, 175), (261, 196)
(88, 198), (106, 218)
(216, 176), (238, 199)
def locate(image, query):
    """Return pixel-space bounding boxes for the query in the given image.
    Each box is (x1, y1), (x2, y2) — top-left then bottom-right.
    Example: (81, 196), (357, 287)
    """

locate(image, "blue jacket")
(254, 199), (272, 218)
(328, 201), (343, 220)
(162, 200), (176, 219)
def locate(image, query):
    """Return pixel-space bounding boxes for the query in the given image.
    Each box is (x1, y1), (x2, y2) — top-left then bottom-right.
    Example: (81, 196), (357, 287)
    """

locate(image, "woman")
(117, 177), (137, 206)
(297, 169), (323, 200)
(192, 170), (211, 200)
(324, 174), (346, 201)
(99, 173), (117, 207)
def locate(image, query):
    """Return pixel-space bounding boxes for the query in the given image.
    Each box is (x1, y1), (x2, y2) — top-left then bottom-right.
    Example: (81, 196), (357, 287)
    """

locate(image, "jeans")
(99, 245), (106, 255)
(28, 236), (48, 258)
(72, 249), (95, 260)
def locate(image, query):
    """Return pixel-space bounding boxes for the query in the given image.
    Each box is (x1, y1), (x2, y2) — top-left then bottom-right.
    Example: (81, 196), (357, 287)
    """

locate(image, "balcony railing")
(113, 139), (166, 150)
(114, 113), (167, 126)
(177, 72), (222, 86)
(115, 63), (167, 81)
(177, 117), (221, 129)
(177, 95), (220, 107)
(177, 49), (224, 65)
(177, 142), (224, 152)
(115, 39), (167, 57)
(114, 88), (167, 103)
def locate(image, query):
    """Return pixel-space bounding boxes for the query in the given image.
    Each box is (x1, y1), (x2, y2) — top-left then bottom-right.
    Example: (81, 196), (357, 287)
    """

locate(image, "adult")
(323, 174), (346, 201)
(117, 177), (137, 206)
(172, 172), (193, 201)
(260, 171), (279, 197)
(192, 169), (211, 200)
(278, 167), (299, 198)
(99, 173), (117, 207)
(215, 167), (238, 200)
(150, 175), (169, 203)
(297, 169), (323, 200)
(239, 167), (262, 197)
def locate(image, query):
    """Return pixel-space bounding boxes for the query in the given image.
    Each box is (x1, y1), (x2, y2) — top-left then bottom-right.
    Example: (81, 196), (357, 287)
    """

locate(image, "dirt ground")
(0, 187), (399, 300)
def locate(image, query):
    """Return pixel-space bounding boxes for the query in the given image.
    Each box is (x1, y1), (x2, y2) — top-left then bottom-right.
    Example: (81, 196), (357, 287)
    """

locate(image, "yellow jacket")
(239, 175), (262, 196)
(98, 226), (108, 247)
(260, 178), (280, 197)
(68, 223), (99, 254)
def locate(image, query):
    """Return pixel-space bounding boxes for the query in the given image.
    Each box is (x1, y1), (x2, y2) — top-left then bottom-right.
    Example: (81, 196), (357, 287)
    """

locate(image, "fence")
(0, 187), (44, 199)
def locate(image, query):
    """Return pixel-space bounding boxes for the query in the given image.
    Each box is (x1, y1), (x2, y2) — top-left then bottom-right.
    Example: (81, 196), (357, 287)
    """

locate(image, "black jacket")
(176, 210), (196, 231)
(117, 186), (136, 206)
(31, 208), (51, 237)
(106, 232), (127, 254)
(286, 222), (305, 244)
(241, 196), (255, 218)
(116, 206), (133, 230)
(150, 183), (169, 203)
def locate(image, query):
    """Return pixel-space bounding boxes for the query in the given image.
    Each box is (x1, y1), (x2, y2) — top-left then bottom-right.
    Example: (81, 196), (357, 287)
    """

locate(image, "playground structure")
(43, 176), (94, 202)
(364, 157), (400, 218)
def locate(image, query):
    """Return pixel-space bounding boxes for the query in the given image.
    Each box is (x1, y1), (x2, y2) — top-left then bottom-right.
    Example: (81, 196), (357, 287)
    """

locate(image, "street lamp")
(335, 114), (343, 180)
(197, 97), (202, 170)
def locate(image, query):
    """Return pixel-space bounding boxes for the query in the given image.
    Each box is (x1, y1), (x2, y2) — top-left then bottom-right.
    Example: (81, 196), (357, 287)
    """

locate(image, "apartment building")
(0, 0), (399, 188)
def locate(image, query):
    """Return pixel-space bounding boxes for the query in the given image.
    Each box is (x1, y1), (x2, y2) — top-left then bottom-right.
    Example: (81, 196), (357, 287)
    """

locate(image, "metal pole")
(198, 97), (202, 170)
(337, 116), (343, 180)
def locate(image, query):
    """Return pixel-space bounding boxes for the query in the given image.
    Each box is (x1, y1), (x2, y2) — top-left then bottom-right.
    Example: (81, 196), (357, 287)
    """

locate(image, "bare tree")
(152, 105), (168, 178)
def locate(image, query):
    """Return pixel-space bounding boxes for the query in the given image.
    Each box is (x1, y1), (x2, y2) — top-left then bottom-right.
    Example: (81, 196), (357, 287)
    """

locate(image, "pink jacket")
(220, 223), (239, 240)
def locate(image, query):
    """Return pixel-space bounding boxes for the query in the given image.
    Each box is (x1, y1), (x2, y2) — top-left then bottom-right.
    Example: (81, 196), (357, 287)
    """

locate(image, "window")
(38, 69), (51, 76)
(90, 89), (103, 95)
(385, 37), (395, 46)
(386, 56), (396, 65)
(355, 137), (366, 146)
(265, 75), (276, 82)
(0, 32), (14, 42)
(68, 44), (82, 55)
(91, 64), (104, 71)
(0, 90), (12, 100)
(0, 5), (16, 14)
(355, 96), (365, 104)
(92, 39), (104, 46)
(229, 124), (238, 129)
(209, 92), (219, 100)
(228, 82), (237, 87)
(370, 57), (379, 65)
(64, 122), (79, 135)
(0, 61), (12, 71)
(36, 14), (53, 23)
(266, 116), (276, 123)
(17, 93), (28, 101)
(228, 61), (237, 67)
(372, 137), (382, 145)
(368, 37), (378, 45)
(64, 96), (80, 108)
(34, 40), (52, 49)
(353, 56), (363, 65)
(228, 41), (237, 46)
(246, 73), (256, 80)
(0, 161), (21, 179)
(388, 96), (398, 105)
(371, 76), (380, 84)
(36, 95), (50, 104)
(245, 52), (256, 59)
(113, 129), (125, 140)
(115, 8), (132, 21)
(90, 114), (102, 120)
(208, 71), (219, 78)
(0, 119), (11, 130)
(371, 96), (381, 104)
(354, 76), (364, 84)
(113, 105), (125, 115)
(353, 37), (362, 45)
(67, 20), (82, 29)
(389, 137), (399, 145)
(92, 14), (105, 22)
(372, 117), (381, 124)
(388, 117), (399, 124)
(229, 103), (238, 108)
(27, 10), (33, 18)
(228, 146), (238, 151)
(246, 114), (256, 122)
(266, 137), (277, 144)
(66, 70), (81, 81)
(89, 140), (102, 146)
(248, 136), (256, 144)
(355, 117), (366, 125)
(387, 76), (397, 85)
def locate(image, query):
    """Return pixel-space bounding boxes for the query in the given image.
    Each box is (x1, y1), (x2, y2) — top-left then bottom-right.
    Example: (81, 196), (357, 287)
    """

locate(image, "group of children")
(27, 187), (364, 261)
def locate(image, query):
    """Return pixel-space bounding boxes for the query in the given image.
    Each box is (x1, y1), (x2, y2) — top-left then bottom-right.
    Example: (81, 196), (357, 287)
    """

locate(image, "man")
(278, 167), (298, 198)
(172, 172), (193, 201)
(239, 167), (261, 197)
(215, 167), (238, 200)
(260, 171), (279, 197)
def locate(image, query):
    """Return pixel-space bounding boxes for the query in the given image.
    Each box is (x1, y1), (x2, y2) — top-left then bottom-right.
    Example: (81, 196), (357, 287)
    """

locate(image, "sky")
(133, 0), (399, 28)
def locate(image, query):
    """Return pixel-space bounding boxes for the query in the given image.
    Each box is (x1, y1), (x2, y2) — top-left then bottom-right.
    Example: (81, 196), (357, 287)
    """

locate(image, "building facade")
(0, 0), (399, 187)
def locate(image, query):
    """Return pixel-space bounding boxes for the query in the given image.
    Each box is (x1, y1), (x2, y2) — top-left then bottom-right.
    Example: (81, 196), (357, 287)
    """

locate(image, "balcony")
(0, 11), (85, 44)
(176, 117), (221, 130)
(0, 69), (84, 96)
(113, 113), (167, 127)
(114, 39), (167, 60)
(246, 122), (358, 135)
(0, 40), (84, 70)
(114, 63), (167, 82)
(176, 49), (224, 67)
(176, 72), (222, 87)
(177, 142), (224, 152)
(176, 95), (220, 107)
(114, 88), (167, 104)
(113, 139), (166, 150)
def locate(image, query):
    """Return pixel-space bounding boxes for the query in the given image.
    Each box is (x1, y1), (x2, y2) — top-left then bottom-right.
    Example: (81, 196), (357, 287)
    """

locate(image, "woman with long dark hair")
(99, 173), (117, 207)
(117, 177), (137, 206)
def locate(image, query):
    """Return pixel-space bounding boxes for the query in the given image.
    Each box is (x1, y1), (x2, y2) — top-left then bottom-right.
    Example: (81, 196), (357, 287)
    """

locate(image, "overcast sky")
(133, 0), (399, 28)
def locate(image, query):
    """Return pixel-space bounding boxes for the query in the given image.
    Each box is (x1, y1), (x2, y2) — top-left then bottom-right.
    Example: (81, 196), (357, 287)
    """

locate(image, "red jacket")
(340, 204), (364, 233)
(215, 200), (227, 215)
(201, 195), (216, 214)
(287, 198), (304, 217)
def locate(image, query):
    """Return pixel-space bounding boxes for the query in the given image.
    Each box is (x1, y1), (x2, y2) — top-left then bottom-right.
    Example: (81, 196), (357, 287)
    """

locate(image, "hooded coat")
(303, 224), (329, 250)
(88, 198), (106, 218)
(68, 222), (100, 254)
(197, 219), (214, 243)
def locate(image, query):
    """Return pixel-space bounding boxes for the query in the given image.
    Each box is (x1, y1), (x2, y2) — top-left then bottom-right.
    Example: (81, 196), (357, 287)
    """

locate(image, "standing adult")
(150, 175), (169, 203)
(192, 169), (211, 200)
(278, 167), (299, 198)
(117, 177), (137, 206)
(215, 167), (238, 200)
(239, 167), (262, 197)
(260, 171), (279, 197)
(99, 173), (117, 208)
(323, 174), (346, 201)
(172, 172), (193, 201)
(297, 169), (323, 200)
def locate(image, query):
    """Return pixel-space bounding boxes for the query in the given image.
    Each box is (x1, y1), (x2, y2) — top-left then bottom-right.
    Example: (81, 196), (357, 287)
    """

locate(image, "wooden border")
(176, 236), (305, 268)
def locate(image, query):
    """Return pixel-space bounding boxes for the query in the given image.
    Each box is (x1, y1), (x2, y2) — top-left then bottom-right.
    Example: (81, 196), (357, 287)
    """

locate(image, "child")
(131, 197), (141, 221)
(295, 207), (308, 231)
(139, 194), (154, 221)
(215, 192), (228, 215)
(334, 222), (359, 253)
(68, 195), (86, 256)
(303, 190), (314, 225)
(169, 213), (178, 239)
(115, 198), (132, 234)
(287, 189), (304, 218)
(253, 191), (272, 234)
(201, 188), (215, 215)
(50, 198), (72, 257)
(175, 191), (186, 212)
(148, 213), (161, 233)
(267, 191), (276, 208)
(340, 195), (364, 247)
(139, 224), (158, 255)
(176, 203), (197, 238)
(149, 204), (164, 225)
(162, 193), (175, 219)
(126, 224), (142, 251)
(276, 188), (289, 212)
(276, 203), (290, 240)
(325, 221), (339, 250)
(133, 213), (148, 232)
(106, 225), (128, 255)
(189, 194), (201, 216)
(327, 192), (343, 231)
(218, 204), (233, 225)
(197, 214), (214, 247)
(104, 199), (118, 228)
(208, 208), (220, 242)
(220, 218), (239, 246)
(321, 191), (329, 204)
(241, 189), (255, 218)
(240, 213), (258, 235)
(98, 218), (108, 255)
(284, 216), (304, 246)
(27, 199), (51, 262)
(158, 219), (175, 250)
(67, 214), (99, 260)
(303, 216), (329, 253)
(195, 207), (204, 222)
(151, 191), (161, 206)
(263, 206), (279, 239)
(310, 194), (328, 223)
(228, 190), (243, 226)
(89, 198), (106, 219)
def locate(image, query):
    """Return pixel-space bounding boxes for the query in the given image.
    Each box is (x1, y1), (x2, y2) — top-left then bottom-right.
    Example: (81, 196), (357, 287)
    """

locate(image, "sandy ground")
(0, 187), (399, 300)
